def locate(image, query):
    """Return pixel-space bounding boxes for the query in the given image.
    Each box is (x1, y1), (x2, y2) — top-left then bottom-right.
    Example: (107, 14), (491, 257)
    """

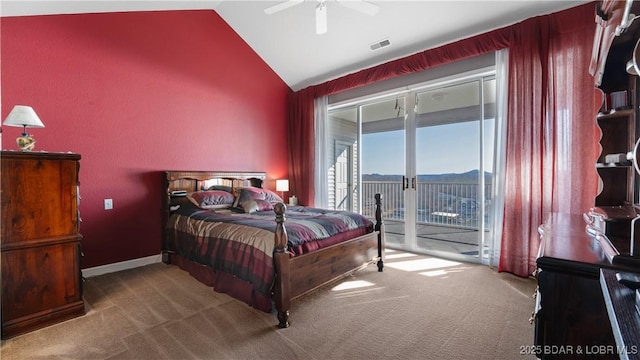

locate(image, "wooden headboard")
(164, 170), (267, 195)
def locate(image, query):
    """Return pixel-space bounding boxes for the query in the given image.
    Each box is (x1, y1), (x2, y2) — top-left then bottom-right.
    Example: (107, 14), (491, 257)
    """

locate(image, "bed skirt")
(166, 252), (274, 313)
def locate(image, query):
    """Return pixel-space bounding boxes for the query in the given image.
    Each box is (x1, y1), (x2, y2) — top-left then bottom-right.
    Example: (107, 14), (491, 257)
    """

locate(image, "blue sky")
(361, 120), (494, 175)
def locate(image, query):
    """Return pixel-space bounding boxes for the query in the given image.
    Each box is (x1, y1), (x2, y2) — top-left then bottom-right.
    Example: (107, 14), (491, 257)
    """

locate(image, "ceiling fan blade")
(336, 0), (379, 16)
(264, 0), (304, 15)
(316, 2), (327, 34)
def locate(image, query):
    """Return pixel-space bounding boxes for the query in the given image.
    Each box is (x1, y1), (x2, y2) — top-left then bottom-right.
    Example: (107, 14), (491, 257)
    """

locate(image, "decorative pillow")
(236, 187), (284, 206)
(241, 199), (274, 214)
(262, 189), (284, 204)
(187, 190), (235, 210)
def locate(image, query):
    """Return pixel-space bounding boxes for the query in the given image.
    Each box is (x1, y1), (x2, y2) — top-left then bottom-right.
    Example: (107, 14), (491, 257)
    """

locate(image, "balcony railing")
(361, 180), (492, 229)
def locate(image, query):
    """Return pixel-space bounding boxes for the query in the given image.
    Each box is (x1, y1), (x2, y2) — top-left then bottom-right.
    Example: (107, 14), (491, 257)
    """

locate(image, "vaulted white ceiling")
(1, 0), (591, 91)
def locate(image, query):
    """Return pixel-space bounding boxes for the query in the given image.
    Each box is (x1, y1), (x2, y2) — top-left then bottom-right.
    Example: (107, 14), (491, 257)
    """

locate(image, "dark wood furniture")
(600, 268), (640, 360)
(535, 213), (623, 359)
(591, 0), (640, 255)
(1, 151), (84, 339)
(161, 170), (385, 328)
(595, 30), (638, 208)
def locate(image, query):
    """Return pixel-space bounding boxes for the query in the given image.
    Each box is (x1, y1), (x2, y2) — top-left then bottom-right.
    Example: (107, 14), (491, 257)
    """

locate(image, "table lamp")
(276, 179), (289, 199)
(3, 105), (45, 151)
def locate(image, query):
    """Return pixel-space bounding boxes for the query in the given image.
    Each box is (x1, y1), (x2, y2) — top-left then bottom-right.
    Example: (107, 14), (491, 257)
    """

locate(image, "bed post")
(375, 193), (385, 272)
(272, 203), (291, 328)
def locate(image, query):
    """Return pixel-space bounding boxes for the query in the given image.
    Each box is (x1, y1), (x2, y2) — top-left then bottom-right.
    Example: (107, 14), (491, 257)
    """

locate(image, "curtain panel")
(314, 96), (330, 208)
(500, 4), (601, 276)
(288, 3), (599, 276)
(287, 88), (316, 207)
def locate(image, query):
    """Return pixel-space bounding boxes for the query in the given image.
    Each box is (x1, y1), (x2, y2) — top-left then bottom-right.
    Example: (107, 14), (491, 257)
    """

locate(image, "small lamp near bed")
(276, 179), (289, 200)
(3, 105), (45, 151)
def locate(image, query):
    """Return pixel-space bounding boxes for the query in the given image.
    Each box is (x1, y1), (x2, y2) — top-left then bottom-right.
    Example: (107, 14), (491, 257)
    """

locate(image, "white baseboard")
(82, 253), (163, 278)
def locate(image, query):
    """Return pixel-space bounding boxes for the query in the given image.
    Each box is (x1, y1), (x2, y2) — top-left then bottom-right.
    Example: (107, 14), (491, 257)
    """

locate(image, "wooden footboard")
(272, 194), (385, 328)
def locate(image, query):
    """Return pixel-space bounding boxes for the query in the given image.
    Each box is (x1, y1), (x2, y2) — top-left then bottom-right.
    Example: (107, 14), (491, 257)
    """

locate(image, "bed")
(161, 170), (385, 328)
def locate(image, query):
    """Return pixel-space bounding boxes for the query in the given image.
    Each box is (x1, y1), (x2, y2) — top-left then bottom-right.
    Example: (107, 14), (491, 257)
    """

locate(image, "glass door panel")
(414, 81), (482, 260)
(361, 96), (406, 247)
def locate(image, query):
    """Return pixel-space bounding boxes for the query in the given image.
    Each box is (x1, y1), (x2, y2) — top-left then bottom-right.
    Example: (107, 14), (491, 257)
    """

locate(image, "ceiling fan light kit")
(264, 0), (379, 35)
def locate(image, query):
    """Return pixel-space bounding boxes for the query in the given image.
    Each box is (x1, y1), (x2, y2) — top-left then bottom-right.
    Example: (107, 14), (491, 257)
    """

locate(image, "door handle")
(412, 176), (416, 190)
(402, 176), (409, 190)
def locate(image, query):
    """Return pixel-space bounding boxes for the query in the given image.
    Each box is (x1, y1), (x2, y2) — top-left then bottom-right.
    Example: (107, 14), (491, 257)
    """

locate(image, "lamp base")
(16, 134), (36, 151)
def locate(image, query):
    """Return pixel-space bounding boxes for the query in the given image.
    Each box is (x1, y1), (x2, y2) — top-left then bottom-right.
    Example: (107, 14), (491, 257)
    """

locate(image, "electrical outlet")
(104, 198), (113, 210)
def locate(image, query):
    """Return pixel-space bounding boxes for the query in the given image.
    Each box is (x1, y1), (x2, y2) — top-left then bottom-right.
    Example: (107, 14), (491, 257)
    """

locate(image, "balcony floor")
(383, 220), (482, 257)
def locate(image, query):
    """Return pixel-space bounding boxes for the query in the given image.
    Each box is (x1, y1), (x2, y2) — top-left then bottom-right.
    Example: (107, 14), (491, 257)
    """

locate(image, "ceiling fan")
(264, 0), (379, 35)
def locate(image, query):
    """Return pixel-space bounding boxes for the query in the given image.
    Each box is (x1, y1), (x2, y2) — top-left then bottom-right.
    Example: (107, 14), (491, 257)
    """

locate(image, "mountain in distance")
(363, 169), (492, 182)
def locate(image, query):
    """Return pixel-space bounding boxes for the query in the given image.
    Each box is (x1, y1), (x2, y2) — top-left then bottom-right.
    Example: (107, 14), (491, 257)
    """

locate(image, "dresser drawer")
(2, 240), (82, 321)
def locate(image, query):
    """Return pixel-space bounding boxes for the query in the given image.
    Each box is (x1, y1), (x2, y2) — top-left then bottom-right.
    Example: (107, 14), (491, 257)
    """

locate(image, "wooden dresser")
(1, 151), (85, 338)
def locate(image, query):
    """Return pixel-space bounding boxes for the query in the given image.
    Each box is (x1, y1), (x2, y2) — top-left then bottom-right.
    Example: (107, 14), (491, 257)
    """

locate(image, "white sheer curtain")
(314, 96), (329, 208)
(487, 49), (509, 267)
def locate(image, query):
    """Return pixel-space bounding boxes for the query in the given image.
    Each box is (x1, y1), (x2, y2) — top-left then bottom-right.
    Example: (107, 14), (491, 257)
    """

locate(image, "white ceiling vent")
(370, 39), (391, 51)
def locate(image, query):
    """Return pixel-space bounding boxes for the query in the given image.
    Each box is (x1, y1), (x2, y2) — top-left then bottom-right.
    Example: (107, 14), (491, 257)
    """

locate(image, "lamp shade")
(276, 179), (289, 192)
(3, 105), (45, 129)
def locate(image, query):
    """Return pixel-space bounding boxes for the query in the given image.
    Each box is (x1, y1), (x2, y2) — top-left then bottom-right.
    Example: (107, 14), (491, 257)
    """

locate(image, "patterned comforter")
(163, 202), (374, 311)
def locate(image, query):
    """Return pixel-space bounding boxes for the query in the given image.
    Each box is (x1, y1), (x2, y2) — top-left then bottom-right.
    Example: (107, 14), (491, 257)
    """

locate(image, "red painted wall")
(1, 10), (290, 268)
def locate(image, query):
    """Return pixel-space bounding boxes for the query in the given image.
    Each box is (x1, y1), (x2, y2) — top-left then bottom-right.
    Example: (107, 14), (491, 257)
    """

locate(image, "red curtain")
(288, 3), (600, 276)
(499, 4), (600, 276)
(287, 88), (316, 207)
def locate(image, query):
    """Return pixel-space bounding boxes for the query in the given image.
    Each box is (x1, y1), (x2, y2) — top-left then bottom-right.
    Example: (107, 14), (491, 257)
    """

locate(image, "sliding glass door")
(411, 77), (496, 261)
(327, 71), (499, 264)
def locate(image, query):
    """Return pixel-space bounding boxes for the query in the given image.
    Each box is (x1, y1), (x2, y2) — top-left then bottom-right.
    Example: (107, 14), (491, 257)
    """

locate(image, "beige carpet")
(1, 250), (537, 360)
